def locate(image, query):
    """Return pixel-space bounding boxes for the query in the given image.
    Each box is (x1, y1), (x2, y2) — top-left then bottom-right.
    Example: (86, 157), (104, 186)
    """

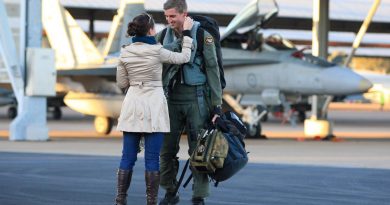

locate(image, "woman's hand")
(183, 16), (194, 31)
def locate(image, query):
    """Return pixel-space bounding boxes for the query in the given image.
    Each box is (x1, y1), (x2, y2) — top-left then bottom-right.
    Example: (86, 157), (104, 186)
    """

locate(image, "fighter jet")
(217, 0), (372, 137)
(40, 0), (371, 137)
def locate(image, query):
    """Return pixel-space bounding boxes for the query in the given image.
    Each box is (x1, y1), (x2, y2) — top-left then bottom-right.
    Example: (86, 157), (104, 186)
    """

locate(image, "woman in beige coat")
(114, 13), (194, 205)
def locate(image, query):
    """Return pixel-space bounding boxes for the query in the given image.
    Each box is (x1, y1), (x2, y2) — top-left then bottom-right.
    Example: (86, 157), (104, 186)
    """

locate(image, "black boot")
(159, 192), (179, 205)
(191, 197), (205, 205)
(145, 171), (160, 205)
(115, 169), (132, 205)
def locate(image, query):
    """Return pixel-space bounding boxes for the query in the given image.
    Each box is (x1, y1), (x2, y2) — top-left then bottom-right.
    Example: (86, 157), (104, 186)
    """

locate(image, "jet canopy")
(221, 0), (293, 52)
(221, 0), (279, 40)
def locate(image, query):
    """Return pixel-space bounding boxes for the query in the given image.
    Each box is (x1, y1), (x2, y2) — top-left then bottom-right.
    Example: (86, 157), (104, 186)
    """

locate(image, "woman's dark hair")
(127, 13), (155, 37)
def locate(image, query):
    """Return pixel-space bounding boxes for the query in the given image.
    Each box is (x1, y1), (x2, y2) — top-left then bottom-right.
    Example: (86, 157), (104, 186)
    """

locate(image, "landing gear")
(222, 94), (267, 139)
(297, 111), (306, 123)
(257, 105), (268, 122)
(7, 105), (63, 120)
(261, 113), (268, 122)
(245, 121), (262, 138)
(243, 105), (267, 139)
(52, 106), (62, 120)
(94, 116), (113, 135)
(7, 106), (17, 119)
(46, 106), (62, 120)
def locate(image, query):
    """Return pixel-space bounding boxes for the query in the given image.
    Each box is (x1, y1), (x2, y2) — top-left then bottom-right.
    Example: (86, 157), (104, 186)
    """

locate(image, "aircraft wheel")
(7, 106), (17, 119)
(94, 116), (113, 135)
(52, 107), (62, 120)
(245, 122), (262, 138)
(298, 111), (306, 123)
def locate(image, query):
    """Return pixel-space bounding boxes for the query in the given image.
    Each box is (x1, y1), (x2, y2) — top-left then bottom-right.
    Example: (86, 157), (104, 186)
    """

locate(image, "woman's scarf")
(132, 36), (157, 45)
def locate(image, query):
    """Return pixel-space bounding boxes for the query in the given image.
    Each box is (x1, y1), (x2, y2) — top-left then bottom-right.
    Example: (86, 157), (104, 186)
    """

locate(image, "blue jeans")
(119, 132), (164, 171)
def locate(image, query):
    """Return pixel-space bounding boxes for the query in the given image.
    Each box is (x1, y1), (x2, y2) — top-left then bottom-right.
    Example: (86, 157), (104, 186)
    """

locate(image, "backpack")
(159, 15), (226, 89)
(209, 112), (248, 184)
(182, 111), (248, 188)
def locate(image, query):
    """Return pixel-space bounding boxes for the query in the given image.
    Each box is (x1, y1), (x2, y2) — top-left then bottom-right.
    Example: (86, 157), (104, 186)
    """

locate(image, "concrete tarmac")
(0, 106), (390, 204)
(1, 104), (390, 139)
(0, 143), (389, 205)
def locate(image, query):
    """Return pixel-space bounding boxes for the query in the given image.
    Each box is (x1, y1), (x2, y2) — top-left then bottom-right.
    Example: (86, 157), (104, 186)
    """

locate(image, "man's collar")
(173, 29), (183, 38)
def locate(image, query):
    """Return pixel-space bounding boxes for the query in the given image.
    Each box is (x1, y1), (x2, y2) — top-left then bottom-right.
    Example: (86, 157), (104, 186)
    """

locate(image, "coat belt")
(129, 81), (162, 88)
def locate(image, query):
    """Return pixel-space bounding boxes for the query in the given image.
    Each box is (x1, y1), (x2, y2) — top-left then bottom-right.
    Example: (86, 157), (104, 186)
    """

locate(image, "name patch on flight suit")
(205, 36), (214, 45)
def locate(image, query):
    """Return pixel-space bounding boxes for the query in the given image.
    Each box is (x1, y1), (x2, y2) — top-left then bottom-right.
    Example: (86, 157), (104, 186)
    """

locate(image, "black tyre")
(94, 116), (113, 135)
(52, 107), (62, 120)
(298, 111), (306, 123)
(7, 107), (17, 119)
(245, 122), (261, 138)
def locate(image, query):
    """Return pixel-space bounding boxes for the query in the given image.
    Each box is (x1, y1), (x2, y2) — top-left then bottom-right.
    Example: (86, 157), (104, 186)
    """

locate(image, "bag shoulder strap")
(173, 158), (191, 195)
(183, 173), (193, 188)
(196, 27), (204, 53)
(159, 28), (168, 45)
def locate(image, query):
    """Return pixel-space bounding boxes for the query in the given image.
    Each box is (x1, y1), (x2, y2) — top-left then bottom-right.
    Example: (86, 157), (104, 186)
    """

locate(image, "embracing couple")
(114, 0), (223, 204)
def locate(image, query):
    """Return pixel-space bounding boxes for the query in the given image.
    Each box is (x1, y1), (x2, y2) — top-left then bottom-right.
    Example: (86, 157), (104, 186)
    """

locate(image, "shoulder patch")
(205, 36), (214, 45)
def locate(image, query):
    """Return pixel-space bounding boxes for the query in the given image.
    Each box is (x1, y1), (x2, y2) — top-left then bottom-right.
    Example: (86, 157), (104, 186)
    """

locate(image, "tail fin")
(42, 0), (104, 69)
(103, 0), (146, 57)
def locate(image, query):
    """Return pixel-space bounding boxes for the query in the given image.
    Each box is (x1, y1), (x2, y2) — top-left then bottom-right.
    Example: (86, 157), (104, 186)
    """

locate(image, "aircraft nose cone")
(321, 67), (373, 95)
(358, 78), (373, 92)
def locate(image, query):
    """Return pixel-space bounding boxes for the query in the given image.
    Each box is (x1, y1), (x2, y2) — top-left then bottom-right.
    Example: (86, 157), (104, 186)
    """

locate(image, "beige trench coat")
(116, 36), (193, 133)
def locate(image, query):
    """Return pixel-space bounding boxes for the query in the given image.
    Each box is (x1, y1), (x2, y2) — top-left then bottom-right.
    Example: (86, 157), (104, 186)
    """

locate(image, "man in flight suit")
(156, 0), (223, 204)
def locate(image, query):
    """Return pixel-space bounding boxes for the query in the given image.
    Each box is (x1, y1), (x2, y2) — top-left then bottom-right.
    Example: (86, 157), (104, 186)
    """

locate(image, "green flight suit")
(156, 28), (222, 198)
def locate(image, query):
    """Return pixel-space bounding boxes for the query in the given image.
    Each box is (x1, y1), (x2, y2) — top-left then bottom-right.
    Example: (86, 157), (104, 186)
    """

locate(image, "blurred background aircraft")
(2, 0), (384, 138)
(40, 0), (370, 137)
(0, 87), (16, 118)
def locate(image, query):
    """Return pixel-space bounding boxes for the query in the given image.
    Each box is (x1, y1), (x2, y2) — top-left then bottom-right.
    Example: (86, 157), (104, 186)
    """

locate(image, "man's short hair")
(163, 0), (187, 13)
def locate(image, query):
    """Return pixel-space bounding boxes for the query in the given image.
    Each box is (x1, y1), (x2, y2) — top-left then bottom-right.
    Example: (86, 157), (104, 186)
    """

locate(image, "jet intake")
(260, 89), (281, 105)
